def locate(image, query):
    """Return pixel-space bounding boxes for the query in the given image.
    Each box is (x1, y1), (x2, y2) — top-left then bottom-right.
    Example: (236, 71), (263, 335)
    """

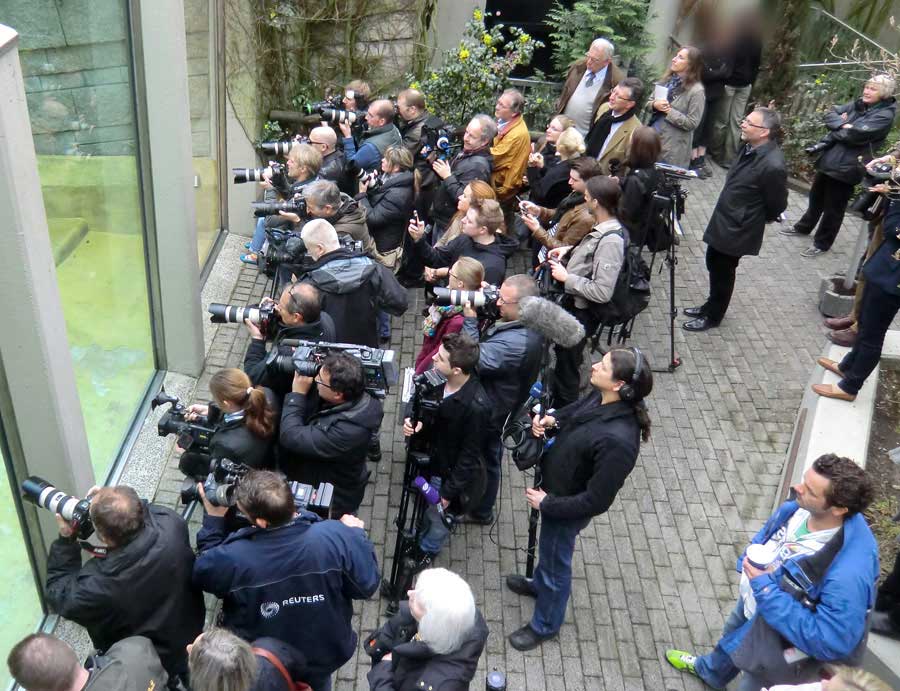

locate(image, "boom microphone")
(518, 296), (585, 348)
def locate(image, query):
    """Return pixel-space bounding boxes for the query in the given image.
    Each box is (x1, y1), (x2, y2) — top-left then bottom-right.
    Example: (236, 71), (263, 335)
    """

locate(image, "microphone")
(518, 296), (585, 348)
(521, 381), (544, 414)
(413, 476), (441, 505)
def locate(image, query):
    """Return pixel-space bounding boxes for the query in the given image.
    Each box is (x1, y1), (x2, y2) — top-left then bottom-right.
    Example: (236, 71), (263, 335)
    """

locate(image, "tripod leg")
(524, 471), (542, 579)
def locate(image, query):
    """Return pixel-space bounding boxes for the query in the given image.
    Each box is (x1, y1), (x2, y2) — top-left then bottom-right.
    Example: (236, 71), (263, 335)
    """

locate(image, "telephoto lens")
(21, 477), (94, 539)
(432, 287), (488, 308)
(260, 141), (293, 156)
(320, 108), (358, 125)
(232, 167), (272, 184)
(208, 303), (263, 326)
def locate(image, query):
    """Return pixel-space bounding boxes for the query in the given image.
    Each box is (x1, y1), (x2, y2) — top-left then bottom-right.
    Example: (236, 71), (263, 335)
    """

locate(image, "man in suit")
(683, 107), (788, 331)
(585, 77), (644, 175)
(556, 38), (625, 136)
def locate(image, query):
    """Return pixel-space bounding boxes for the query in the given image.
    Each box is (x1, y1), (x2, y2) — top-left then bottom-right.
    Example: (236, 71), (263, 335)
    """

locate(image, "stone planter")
(818, 273), (856, 318)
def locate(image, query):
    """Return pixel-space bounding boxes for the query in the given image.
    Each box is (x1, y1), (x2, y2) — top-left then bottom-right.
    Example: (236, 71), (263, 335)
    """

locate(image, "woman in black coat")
(367, 568), (488, 691)
(178, 368), (276, 480)
(618, 126), (662, 248)
(359, 145), (417, 266)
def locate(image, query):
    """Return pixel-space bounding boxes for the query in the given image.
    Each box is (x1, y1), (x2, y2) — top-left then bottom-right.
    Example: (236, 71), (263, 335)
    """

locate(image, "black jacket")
(405, 375), (490, 512)
(700, 45), (733, 101)
(526, 158), (572, 210)
(361, 171), (416, 252)
(725, 31), (762, 87)
(703, 140), (788, 257)
(297, 247), (408, 347)
(243, 316), (337, 398)
(413, 234), (518, 287)
(207, 412), (274, 469)
(279, 389), (383, 515)
(251, 637), (310, 691)
(619, 167), (660, 247)
(816, 98), (897, 185)
(399, 113), (428, 156)
(320, 149), (354, 196)
(429, 148), (493, 230)
(539, 395), (641, 521)
(46, 502), (205, 679)
(367, 603), (489, 691)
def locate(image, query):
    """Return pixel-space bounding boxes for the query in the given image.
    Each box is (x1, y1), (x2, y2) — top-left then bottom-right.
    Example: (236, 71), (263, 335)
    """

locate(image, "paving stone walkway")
(151, 161), (874, 690)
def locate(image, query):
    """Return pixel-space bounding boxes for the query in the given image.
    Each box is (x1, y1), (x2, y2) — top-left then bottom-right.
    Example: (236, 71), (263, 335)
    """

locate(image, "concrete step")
(47, 217), (88, 265)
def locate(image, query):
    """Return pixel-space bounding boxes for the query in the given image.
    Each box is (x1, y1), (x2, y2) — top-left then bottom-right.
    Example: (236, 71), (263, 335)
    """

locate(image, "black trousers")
(794, 171), (856, 251)
(701, 245), (741, 323)
(838, 279), (900, 395)
(553, 307), (599, 409)
(876, 551), (900, 630)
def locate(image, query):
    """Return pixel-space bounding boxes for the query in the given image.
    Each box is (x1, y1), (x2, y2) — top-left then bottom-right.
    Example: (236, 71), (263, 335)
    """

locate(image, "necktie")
(585, 71), (595, 88)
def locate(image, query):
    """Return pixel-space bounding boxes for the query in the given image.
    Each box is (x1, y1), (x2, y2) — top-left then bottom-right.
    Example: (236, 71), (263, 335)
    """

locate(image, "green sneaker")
(666, 649), (698, 676)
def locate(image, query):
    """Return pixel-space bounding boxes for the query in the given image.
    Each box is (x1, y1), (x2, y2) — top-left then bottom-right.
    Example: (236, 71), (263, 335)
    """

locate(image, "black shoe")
(367, 438), (382, 463)
(779, 226), (809, 236)
(508, 624), (557, 651)
(871, 611), (900, 639)
(683, 316), (719, 332)
(506, 574), (537, 598)
(683, 306), (706, 318)
(459, 512), (494, 525)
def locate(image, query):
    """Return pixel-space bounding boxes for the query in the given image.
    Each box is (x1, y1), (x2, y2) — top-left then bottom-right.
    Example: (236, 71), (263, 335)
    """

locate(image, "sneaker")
(244, 242), (252, 250)
(779, 227), (808, 236)
(240, 253), (258, 264)
(665, 649), (698, 677)
(801, 246), (827, 257)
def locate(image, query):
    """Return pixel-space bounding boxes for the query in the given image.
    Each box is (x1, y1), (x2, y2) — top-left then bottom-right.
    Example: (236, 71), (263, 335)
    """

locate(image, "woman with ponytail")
(179, 368), (276, 480)
(505, 347), (653, 652)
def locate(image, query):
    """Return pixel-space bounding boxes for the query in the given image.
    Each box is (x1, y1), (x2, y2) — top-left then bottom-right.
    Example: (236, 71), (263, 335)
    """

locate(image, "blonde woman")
(526, 126), (585, 209)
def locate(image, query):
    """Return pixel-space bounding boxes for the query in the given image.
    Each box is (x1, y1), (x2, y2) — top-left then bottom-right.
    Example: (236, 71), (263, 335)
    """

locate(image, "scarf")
(585, 104), (638, 157)
(422, 304), (463, 337)
(649, 74), (684, 128)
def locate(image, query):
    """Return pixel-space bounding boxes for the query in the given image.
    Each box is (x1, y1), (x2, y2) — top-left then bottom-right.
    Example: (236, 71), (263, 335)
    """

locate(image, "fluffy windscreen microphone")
(517, 296), (585, 348)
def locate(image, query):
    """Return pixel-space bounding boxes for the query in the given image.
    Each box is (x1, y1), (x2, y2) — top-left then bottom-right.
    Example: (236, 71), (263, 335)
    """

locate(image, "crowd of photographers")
(9, 14), (900, 691)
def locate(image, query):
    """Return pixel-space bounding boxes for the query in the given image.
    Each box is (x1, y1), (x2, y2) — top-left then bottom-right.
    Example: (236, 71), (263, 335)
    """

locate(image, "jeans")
(377, 310), (391, 340)
(530, 513), (592, 635)
(702, 245), (742, 323)
(249, 217), (267, 253)
(470, 422), (503, 520)
(694, 599), (746, 689)
(794, 172), (856, 251)
(418, 476), (450, 554)
(838, 279), (900, 395)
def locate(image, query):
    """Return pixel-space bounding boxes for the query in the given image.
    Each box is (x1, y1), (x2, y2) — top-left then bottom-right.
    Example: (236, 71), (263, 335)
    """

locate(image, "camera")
(265, 340), (397, 398)
(250, 195), (308, 219)
(259, 140), (295, 157)
(432, 286), (499, 308)
(534, 261), (566, 300)
(850, 159), (900, 220)
(419, 115), (458, 161)
(320, 108), (359, 126)
(208, 301), (280, 339)
(304, 97), (343, 115)
(151, 391), (216, 453)
(233, 162), (287, 186)
(21, 477), (94, 539)
(257, 228), (310, 279)
(358, 168), (381, 191)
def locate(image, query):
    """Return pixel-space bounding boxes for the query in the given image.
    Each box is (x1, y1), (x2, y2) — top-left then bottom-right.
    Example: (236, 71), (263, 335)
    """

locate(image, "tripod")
(382, 370), (445, 616)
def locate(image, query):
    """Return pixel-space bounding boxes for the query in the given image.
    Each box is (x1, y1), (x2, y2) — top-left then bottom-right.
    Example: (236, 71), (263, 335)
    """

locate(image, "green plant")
(409, 9), (542, 128)
(545, 0), (653, 75)
(521, 71), (563, 130)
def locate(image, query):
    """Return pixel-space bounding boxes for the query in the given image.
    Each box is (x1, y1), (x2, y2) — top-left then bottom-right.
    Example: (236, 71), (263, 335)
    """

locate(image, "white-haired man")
(556, 38), (624, 135)
(296, 219), (407, 347)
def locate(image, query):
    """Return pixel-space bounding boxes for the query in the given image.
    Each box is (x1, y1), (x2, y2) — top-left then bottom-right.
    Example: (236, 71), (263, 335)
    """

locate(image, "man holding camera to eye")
(278, 352), (383, 516)
(243, 282), (336, 399)
(339, 99), (402, 174)
(193, 469), (380, 691)
(45, 485), (205, 689)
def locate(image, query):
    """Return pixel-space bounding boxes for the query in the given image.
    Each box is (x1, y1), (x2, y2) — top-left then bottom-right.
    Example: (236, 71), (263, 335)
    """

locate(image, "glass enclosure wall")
(5, 0), (156, 480)
(185, 0), (223, 265)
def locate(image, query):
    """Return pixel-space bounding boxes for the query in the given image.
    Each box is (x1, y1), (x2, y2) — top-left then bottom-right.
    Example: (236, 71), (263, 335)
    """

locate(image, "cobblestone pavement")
(152, 162), (873, 690)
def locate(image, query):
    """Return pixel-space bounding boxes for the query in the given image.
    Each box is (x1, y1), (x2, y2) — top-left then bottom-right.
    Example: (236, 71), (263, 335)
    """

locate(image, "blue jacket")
(863, 198), (900, 297)
(723, 501), (878, 678)
(192, 512), (380, 678)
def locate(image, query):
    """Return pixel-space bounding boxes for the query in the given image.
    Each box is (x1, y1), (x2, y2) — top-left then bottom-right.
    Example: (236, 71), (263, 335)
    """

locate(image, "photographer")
(178, 368), (276, 480)
(618, 126), (662, 248)
(460, 274), (544, 523)
(46, 485), (205, 687)
(242, 143), (322, 265)
(193, 469), (380, 691)
(279, 352), (383, 515)
(506, 347), (653, 651)
(544, 176), (626, 408)
(296, 219), (407, 347)
(366, 568), (488, 691)
(408, 198), (516, 287)
(8, 633), (168, 691)
(402, 333), (490, 564)
(281, 179), (375, 257)
(308, 126), (352, 195)
(397, 88), (429, 156)
(243, 282), (337, 397)
(784, 75), (896, 257)
(341, 99), (403, 173)
(358, 145), (416, 267)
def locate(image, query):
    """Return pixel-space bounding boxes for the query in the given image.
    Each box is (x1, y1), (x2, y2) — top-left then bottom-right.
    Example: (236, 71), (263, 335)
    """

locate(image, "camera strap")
(79, 541), (108, 558)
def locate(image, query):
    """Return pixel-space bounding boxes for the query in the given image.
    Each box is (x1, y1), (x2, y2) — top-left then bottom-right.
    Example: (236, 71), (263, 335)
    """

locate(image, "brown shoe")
(812, 383), (856, 402)
(827, 328), (857, 347)
(816, 357), (844, 377)
(823, 315), (854, 330)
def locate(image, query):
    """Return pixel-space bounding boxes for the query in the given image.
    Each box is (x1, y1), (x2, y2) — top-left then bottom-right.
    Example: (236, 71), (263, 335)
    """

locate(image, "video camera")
(208, 301), (280, 339)
(419, 116), (458, 161)
(432, 285), (500, 321)
(151, 391), (215, 453)
(21, 477), (94, 539)
(265, 339), (397, 398)
(233, 161), (288, 186)
(851, 159), (900, 220)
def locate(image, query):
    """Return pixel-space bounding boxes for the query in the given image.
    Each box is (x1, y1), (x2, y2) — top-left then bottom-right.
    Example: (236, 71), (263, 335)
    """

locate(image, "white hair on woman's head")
(590, 38), (614, 60)
(300, 218), (340, 252)
(413, 568), (476, 655)
(868, 73), (896, 100)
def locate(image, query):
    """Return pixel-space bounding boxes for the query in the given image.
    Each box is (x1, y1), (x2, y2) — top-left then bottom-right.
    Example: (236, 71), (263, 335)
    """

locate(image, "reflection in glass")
(10, 0), (155, 479)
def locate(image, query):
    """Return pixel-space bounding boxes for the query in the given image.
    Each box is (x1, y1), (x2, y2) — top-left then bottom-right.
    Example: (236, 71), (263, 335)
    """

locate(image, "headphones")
(618, 347), (644, 402)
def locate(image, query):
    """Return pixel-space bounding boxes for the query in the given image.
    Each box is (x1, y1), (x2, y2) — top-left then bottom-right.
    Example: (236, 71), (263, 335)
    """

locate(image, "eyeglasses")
(497, 295), (518, 305)
(314, 376), (333, 390)
(741, 118), (768, 130)
(308, 140), (327, 147)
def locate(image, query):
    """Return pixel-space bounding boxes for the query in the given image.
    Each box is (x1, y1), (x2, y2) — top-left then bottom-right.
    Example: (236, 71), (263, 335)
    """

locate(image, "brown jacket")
(590, 102), (642, 176)
(556, 59), (625, 123)
(491, 115), (532, 201)
(531, 200), (595, 250)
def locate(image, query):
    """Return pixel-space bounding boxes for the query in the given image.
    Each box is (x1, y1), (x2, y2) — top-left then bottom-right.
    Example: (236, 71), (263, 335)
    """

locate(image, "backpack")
(587, 228), (651, 327)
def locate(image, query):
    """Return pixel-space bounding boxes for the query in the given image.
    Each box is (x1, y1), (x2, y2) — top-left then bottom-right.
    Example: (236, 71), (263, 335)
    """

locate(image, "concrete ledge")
(780, 332), (900, 687)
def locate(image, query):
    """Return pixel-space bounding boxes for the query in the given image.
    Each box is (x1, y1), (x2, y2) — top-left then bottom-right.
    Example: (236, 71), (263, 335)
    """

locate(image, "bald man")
(309, 125), (351, 193)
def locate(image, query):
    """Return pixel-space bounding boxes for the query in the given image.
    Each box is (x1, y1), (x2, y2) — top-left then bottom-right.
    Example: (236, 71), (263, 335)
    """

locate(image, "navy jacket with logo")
(192, 512), (379, 679)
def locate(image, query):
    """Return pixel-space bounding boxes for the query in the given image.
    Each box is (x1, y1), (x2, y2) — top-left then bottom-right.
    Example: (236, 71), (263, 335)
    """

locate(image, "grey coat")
(654, 81), (705, 169)
(562, 219), (626, 310)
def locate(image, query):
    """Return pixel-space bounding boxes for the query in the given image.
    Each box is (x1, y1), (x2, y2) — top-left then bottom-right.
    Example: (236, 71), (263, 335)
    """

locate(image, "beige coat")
(592, 102), (642, 175)
(652, 81), (705, 169)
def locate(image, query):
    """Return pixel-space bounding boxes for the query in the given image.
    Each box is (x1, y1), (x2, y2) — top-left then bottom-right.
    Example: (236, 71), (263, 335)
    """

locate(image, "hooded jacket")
(412, 233), (518, 287)
(279, 388), (383, 515)
(429, 148), (493, 231)
(46, 502), (206, 680)
(297, 247), (408, 347)
(83, 636), (169, 691)
(367, 603), (489, 691)
(193, 512), (380, 680)
(330, 193), (377, 256)
(361, 170), (416, 252)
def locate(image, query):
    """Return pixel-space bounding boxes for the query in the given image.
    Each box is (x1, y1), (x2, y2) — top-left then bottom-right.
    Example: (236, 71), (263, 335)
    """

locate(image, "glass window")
(185, 0), (223, 265)
(8, 0), (156, 480)
(0, 448), (43, 688)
